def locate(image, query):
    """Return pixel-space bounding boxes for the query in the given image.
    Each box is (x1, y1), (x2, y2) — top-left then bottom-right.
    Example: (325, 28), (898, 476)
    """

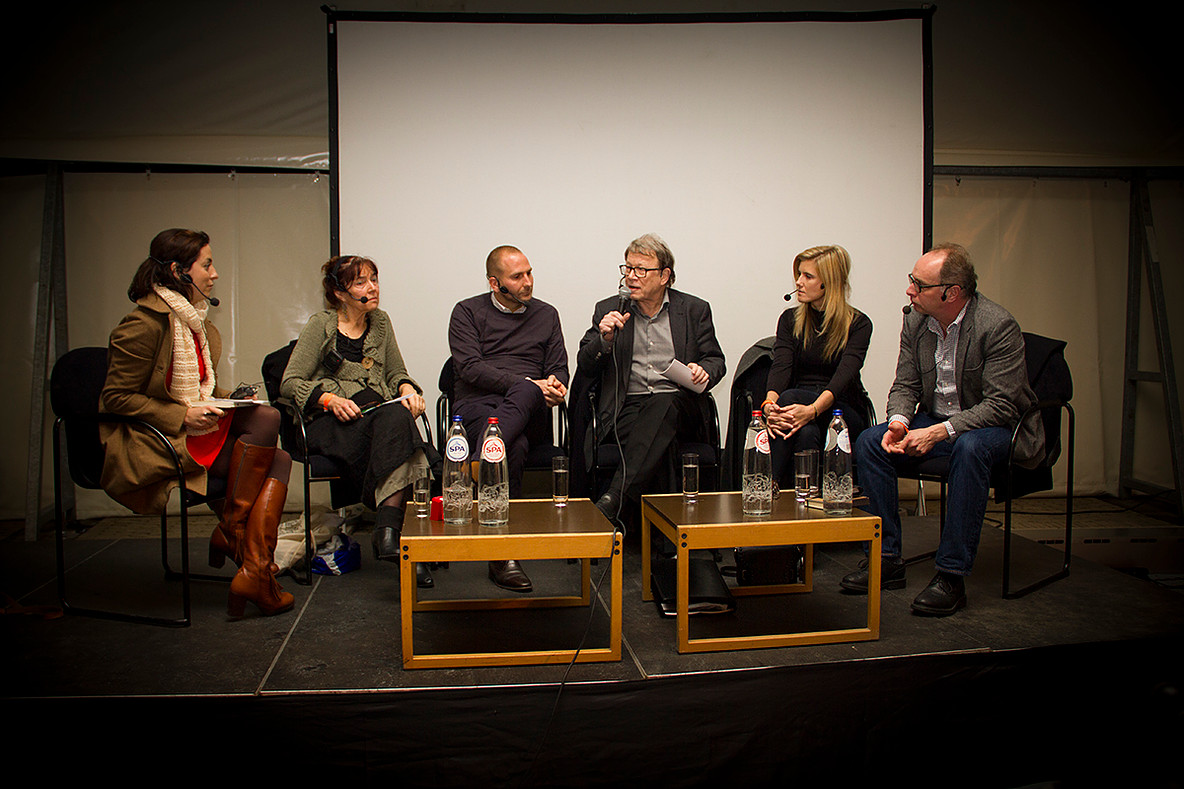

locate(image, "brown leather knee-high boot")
(228, 477), (294, 618)
(209, 441), (276, 569)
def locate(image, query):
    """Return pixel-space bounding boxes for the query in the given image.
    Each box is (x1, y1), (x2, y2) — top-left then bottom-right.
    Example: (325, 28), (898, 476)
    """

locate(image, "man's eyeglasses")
(908, 274), (955, 293)
(620, 264), (663, 278)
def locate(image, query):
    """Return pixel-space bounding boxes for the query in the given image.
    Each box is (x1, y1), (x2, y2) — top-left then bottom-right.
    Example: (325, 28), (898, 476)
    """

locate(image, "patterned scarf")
(153, 284), (216, 434)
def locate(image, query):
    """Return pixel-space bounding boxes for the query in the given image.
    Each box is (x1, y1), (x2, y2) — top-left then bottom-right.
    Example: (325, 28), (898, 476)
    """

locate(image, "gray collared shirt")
(627, 291), (678, 395)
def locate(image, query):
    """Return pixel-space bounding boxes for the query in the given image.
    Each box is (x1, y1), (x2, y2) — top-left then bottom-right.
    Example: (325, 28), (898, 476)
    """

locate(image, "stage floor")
(6, 500), (1184, 786)
(4, 503), (1181, 698)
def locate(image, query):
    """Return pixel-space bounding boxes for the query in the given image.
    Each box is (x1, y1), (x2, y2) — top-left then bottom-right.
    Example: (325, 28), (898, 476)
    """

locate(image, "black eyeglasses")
(908, 274), (955, 293)
(620, 264), (662, 278)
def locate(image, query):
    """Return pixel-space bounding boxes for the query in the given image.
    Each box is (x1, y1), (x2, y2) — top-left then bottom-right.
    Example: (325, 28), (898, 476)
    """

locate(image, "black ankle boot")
(371, 505), (403, 562)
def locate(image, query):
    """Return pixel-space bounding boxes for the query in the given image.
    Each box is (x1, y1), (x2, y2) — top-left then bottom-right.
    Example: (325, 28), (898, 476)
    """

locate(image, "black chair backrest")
(261, 340), (310, 462)
(261, 340), (297, 403)
(50, 347), (109, 490)
(1022, 333), (1072, 468)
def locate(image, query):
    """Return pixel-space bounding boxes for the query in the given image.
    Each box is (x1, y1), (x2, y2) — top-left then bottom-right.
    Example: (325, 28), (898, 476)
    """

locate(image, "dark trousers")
(604, 390), (698, 503)
(455, 379), (546, 498)
(769, 387), (867, 486)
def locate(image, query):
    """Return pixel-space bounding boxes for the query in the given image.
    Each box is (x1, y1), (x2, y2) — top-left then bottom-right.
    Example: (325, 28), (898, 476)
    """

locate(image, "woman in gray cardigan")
(280, 255), (434, 586)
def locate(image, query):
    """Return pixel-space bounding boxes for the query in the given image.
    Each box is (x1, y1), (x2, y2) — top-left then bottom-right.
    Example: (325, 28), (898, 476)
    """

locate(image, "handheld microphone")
(179, 273), (219, 307)
(617, 281), (632, 315)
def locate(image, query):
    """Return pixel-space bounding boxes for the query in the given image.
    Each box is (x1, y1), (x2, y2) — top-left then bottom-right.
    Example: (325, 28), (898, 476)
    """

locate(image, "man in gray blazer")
(846, 243), (1043, 616)
(577, 234), (726, 524)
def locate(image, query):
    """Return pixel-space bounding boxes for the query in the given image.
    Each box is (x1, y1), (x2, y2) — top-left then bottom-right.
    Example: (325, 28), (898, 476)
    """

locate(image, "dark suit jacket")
(576, 288), (726, 439)
(886, 293), (1044, 467)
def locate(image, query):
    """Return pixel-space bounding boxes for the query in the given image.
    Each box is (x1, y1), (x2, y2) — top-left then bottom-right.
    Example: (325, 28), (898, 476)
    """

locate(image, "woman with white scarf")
(100, 228), (294, 618)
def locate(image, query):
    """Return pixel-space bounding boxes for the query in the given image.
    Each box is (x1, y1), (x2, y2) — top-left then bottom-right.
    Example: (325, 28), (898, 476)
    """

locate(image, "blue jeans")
(854, 412), (1011, 576)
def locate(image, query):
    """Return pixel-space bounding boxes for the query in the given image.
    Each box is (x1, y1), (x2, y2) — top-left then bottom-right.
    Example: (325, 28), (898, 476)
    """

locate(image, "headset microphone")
(784, 293), (795, 301)
(179, 273), (220, 307)
(902, 305), (912, 315)
(495, 278), (526, 307)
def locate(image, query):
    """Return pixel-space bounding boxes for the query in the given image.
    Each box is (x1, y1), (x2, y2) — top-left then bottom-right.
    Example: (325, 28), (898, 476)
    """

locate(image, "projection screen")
(331, 11), (931, 434)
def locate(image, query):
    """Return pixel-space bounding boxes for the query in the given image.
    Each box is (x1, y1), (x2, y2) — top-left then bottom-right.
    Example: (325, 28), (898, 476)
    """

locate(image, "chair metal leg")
(1003, 405), (1075, 598)
(904, 478), (942, 566)
(53, 420), (193, 627)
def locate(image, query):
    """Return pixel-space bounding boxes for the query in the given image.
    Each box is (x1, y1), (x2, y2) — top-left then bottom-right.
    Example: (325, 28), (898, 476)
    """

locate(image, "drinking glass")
(682, 453), (699, 503)
(552, 456), (569, 508)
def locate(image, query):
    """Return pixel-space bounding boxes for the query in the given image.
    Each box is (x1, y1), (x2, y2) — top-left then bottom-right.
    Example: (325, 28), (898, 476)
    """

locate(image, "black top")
(765, 306), (872, 405)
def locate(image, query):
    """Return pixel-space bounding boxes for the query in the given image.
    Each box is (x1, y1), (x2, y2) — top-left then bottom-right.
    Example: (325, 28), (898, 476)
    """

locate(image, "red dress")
(169, 329), (231, 468)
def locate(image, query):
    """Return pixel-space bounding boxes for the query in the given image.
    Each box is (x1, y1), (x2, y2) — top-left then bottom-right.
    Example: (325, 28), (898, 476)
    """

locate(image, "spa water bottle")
(442, 415), (473, 524)
(823, 409), (853, 516)
(742, 410), (773, 515)
(477, 417), (509, 526)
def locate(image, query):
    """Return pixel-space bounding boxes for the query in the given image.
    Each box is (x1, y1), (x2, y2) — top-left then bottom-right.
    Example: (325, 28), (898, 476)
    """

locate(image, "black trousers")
(604, 390), (698, 503)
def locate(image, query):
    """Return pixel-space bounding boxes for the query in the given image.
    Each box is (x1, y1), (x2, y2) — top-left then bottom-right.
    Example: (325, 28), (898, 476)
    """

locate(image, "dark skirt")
(305, 404), (434, 510)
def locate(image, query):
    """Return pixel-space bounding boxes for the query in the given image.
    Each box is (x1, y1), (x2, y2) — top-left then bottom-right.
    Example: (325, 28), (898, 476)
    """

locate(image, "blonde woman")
(761, 245), (872, 485)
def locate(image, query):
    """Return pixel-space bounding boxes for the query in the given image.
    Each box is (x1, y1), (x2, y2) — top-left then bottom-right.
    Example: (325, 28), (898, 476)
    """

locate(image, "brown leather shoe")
(488, 560), (532, 593)
(228, 478), (295, 618)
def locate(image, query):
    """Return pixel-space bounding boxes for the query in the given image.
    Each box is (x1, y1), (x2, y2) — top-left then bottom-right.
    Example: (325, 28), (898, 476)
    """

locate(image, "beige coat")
(99, 292), (227, 514)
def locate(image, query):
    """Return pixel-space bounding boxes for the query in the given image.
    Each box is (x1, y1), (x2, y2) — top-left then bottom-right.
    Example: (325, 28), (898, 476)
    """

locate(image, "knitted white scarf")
(154, 285), (217, 434)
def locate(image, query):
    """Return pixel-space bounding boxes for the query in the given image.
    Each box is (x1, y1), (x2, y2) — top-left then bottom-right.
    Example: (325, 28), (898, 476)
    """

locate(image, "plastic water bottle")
(477, 417), (509, 526)
(742, 410), (773, 515)
(823, 409), (853, 516)
(442, 415), (472, 524)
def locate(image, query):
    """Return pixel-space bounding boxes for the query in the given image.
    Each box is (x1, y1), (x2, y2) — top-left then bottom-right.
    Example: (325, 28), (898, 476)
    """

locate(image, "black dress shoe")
(595, 490), (621, 522)
(911, 572), (966, 616)
(489, 559), (533, 593)
(840, 555), (906, 593)
(415, 562), (434, 589)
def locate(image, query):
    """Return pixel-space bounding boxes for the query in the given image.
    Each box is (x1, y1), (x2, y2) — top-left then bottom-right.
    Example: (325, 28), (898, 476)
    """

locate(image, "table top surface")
(641, 491), (876, 528)
(401, 498), (615, 539)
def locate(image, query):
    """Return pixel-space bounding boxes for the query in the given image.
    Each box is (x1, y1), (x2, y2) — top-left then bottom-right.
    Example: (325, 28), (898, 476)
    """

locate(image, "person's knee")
(855, 424), (886, 459)
(778, 388), (817, 407)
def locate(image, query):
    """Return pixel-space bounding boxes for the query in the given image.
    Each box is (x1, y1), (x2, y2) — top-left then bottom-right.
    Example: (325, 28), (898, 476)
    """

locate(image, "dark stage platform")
(3, 510), (1182, 787)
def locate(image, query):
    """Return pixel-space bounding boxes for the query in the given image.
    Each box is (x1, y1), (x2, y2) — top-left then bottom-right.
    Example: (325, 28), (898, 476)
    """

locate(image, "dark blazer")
(576, 288), (726, 436)
(886, 293), (1044, 467)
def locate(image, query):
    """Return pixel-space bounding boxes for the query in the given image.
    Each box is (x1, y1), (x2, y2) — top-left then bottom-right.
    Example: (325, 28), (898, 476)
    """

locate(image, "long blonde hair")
(792, 245), (855, 362)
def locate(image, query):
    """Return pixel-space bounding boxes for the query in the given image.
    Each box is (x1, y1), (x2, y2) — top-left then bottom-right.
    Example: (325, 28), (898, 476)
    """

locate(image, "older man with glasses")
(576, 233), (725, 526)
(844, 243), (1044, 616)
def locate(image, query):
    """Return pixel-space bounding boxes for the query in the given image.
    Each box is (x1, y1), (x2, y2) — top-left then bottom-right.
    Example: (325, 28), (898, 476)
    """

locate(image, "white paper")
(193, 398), (265, 408)
(659, 359), (707, 394)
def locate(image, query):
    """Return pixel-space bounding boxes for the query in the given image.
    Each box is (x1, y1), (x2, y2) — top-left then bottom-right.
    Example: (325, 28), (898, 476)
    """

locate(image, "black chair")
(568, 364), (722, 501)
(901, 333), (1075, 599)
(435, 358), (568, 491)
(262, 341), (435, 584)
(724, 336), (876, 490)
(50, 347), (228, 628)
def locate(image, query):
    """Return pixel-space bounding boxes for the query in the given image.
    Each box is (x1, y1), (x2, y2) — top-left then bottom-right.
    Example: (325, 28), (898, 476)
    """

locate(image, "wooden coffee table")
(399, 498), (622, 669)
(641, 491), (882, 653)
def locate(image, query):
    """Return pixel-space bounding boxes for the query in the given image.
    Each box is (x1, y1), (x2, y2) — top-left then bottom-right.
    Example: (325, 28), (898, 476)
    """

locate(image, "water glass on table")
(413, 471), (431, 517)
(552, 456), (569, 508)
(682, 452), (699, 503)
(794, 449), (818, 502)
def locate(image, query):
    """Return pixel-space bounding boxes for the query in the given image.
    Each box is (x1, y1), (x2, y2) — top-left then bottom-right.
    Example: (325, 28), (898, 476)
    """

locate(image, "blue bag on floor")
(312, 533), (361, 576)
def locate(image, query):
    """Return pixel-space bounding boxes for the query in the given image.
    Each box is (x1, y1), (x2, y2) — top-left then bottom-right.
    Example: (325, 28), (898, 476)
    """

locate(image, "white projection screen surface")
(334, 14), (927, 419)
